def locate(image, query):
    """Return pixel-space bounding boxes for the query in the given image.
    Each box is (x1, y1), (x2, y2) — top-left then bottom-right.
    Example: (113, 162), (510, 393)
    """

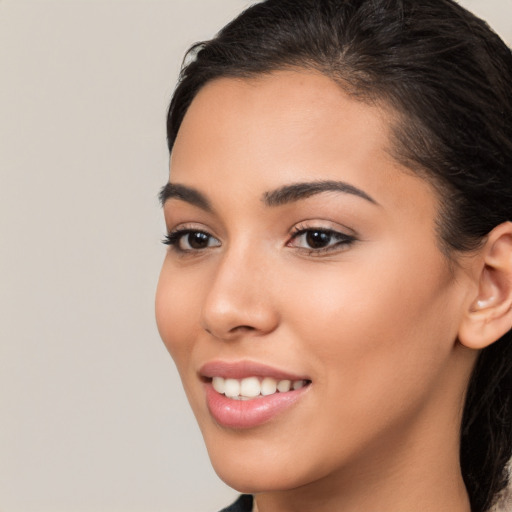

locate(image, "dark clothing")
(219, 494), (253, 512)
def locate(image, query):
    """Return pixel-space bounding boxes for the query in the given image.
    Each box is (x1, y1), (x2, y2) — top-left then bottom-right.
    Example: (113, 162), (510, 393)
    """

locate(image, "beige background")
(0, 1), (511, 511)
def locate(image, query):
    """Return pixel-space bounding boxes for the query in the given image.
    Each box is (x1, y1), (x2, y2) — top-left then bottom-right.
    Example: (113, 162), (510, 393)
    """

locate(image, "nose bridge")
(200, 238), (278, 339)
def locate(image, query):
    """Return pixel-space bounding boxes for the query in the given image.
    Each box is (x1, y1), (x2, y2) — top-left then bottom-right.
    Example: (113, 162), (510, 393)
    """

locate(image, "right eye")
(163, 229), (221, 252)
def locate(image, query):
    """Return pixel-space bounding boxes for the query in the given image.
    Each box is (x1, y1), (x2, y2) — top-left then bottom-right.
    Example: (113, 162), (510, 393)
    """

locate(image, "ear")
(458, 221), (512, 350)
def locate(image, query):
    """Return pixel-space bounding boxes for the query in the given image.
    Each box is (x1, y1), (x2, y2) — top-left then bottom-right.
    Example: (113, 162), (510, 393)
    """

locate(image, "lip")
(199, 360), (311, 429)
(199, 359), (309, 381)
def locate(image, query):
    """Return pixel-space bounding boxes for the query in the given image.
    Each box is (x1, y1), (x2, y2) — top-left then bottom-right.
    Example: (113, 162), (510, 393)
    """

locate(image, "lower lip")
(205, 382), (310, 429)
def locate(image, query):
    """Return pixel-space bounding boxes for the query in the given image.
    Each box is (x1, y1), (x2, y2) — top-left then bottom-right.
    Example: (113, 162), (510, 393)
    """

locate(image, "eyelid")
(288, 219), (357, 238)
(165, 221), (220, 238)
(163, 223), (221, 253)
(287, 221), (357, 255)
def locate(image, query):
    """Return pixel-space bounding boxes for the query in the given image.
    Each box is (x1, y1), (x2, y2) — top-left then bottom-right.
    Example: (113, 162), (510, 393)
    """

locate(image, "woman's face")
(156, 71), (474, 493)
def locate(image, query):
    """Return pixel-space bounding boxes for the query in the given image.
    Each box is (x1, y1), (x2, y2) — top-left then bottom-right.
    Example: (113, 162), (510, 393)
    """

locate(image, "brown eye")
(163, 229), (221, 252)
(288, 227), (356, 254)
(305, 230), (332, 249)
(178, 231), (220, 251)
(186, 232), (211, 249)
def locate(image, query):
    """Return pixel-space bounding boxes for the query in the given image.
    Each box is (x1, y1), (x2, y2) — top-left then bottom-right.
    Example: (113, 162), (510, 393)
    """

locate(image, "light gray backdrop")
(1, 1), (511, 511)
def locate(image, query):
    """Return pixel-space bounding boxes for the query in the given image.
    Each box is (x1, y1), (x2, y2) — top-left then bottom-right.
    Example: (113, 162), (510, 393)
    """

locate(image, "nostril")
(203, 323), (260, 341)
(230, 325), (256, 333)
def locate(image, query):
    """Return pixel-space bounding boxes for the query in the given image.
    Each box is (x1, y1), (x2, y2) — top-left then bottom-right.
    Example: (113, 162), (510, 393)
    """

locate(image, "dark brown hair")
(166, 1), (512, 510)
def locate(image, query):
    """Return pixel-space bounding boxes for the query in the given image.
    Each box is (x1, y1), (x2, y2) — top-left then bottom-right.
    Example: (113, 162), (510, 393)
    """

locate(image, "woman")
(155, 1), (512, 511)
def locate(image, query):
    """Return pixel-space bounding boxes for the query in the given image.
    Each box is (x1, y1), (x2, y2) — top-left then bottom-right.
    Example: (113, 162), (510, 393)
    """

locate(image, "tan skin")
(156, 70), (512, 512)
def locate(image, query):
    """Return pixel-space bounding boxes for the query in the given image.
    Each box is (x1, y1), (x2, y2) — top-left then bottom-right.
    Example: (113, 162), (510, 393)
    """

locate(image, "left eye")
(164, 230), (221, 252)
(289, 228), (355, 251)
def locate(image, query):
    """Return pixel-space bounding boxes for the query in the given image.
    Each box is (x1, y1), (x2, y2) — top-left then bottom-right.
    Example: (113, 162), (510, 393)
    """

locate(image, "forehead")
(173, 71), (392, 178)
(177, 70), (391, 147)
(170, 70), (436, 222)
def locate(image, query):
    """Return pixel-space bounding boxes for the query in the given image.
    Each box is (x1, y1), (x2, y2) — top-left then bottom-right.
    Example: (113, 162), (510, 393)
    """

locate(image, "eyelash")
(163, 228), (220, 253)
(288, 225), (356, 255)
(163, 225), (357, 255)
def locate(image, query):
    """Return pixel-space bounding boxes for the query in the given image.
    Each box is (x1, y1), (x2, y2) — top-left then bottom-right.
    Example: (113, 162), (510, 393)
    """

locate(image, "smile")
(200, 361), (312, 428)
(211, 376), (310, 400)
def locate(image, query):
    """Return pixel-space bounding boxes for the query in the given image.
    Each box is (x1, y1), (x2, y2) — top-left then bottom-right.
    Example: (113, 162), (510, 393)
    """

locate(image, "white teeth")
(211, 376), (308, 399)
(240, 377), (261, 398)
(224, 378), (241, 398)
(212, 376), (225, 394)
(277, 380), (291, 392)
(261, 377), (277, 396)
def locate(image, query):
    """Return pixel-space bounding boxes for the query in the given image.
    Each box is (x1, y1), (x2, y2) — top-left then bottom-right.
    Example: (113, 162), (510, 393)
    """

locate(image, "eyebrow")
(159, 182), (212, 211)
(159, 179), (378, 210)
(262, 180), (378, 207)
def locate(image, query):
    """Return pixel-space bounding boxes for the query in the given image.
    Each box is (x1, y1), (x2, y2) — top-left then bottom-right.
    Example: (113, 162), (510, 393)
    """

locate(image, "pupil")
(306, 231), (331, 248)
(188, 232), (209, 249)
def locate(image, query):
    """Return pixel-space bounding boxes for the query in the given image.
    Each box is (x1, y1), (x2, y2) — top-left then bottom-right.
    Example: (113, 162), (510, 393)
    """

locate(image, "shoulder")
(218, 494), (253, 512)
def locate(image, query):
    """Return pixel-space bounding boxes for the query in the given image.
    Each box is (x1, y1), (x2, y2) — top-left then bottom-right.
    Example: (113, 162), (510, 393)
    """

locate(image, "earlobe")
(458, 222), (512, 350)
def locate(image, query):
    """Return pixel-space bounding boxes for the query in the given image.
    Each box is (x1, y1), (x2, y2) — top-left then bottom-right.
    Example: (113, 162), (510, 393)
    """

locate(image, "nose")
(200, 246), (279, 341)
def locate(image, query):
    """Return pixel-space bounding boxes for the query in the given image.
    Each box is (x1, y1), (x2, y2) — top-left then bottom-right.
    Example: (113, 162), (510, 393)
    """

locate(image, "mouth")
(199, 361), (312, 428)
(206, 376), (311, 400)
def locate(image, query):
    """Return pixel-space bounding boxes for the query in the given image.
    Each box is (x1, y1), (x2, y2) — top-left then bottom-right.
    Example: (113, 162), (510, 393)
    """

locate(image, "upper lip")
(199, 360), (310, 381)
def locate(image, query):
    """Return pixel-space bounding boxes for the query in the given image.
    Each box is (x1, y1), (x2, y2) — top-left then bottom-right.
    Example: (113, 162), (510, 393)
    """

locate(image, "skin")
(155, 70), (480, 512)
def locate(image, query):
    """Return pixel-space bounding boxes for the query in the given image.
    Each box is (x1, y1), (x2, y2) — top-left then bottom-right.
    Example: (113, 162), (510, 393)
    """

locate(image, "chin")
(211, 458), (308, 495)
(203, 430), (332, 495)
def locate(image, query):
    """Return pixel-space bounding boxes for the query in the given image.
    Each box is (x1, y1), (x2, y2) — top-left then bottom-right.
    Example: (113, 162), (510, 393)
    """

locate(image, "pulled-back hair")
(166, 1), (512, 510)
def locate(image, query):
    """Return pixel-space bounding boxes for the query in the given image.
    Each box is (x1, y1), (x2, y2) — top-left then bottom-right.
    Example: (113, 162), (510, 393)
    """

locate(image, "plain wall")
(1, 1), (511, 511)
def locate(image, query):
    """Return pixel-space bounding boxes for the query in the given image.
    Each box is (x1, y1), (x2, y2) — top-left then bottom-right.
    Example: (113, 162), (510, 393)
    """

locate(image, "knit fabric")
(219, 494), (253, 512)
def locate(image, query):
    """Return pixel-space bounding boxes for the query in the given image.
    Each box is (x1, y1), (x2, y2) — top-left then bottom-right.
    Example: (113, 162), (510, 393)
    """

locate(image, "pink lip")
(199, 360), (309, 381)
(199, 360), (311, 429)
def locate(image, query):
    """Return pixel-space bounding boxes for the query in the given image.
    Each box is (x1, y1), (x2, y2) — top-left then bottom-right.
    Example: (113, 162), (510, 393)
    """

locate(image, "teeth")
(224, 378), (241, 398)
(240, 377), (261, 398)
(261, 377), (277, 396)
(212, 376), (225, 394)
(277, 379), (291, 392)
(210, 376), (308, 399)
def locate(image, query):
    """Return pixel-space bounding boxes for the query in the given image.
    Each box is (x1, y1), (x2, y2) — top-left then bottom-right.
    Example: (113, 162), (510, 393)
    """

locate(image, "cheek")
(155, 262), (201, 369)
(282, 245), (459, 403)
